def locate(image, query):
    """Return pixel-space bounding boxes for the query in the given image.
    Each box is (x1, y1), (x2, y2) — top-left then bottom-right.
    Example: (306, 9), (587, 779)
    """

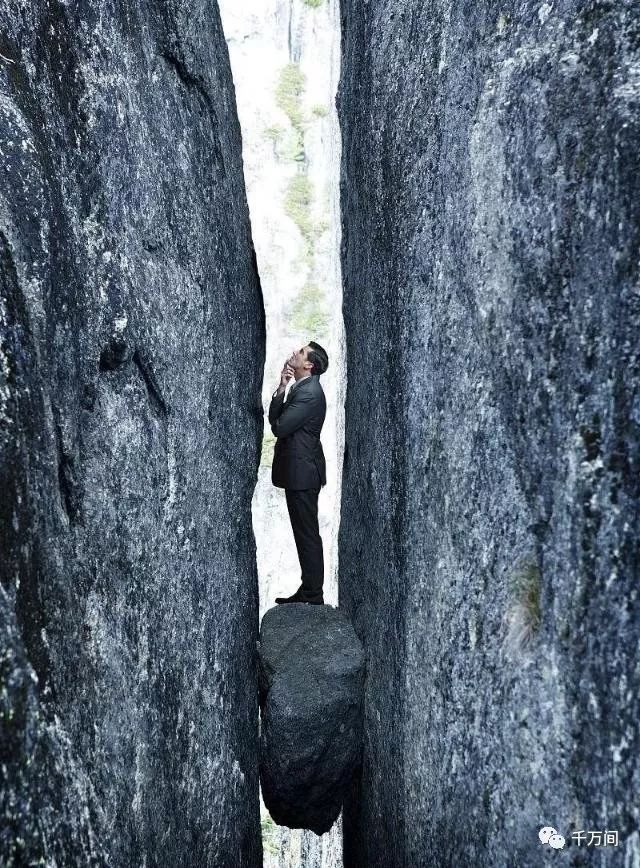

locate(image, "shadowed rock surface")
(0, 2), (264, 865)
(338, 2), (640, 866)
(258, 604), (365, 835)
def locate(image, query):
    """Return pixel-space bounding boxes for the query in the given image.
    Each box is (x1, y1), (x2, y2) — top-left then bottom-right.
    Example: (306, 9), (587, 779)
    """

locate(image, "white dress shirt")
(272, 373), (312, 400)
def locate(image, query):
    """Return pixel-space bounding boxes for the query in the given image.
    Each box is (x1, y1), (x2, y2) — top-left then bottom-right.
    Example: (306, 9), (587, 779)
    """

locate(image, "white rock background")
(218, 1), (344, 865)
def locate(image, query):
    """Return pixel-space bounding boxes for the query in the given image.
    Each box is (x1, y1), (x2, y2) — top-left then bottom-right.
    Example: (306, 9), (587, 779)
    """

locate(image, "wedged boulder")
(258, 604), (365, 835)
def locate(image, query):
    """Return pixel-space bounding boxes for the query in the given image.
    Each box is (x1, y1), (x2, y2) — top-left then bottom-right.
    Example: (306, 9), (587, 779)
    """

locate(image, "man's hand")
(279, 359), (295, 390)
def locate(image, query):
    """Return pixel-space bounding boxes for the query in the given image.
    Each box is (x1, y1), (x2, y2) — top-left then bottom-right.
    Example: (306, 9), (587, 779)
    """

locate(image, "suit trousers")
(285, 487), (324, 599)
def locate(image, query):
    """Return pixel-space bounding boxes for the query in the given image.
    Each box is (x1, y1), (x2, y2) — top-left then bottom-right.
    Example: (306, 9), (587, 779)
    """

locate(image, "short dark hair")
(307, 341), (329, 376)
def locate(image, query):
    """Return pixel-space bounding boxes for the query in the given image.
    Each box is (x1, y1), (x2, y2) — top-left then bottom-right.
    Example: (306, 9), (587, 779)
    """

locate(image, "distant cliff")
(337, 2), (640, 866)
(0, 1), (264, 865)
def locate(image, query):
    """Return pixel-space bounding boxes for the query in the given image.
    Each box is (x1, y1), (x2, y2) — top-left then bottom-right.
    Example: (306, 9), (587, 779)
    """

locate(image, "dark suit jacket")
(268, 375), (327, 490)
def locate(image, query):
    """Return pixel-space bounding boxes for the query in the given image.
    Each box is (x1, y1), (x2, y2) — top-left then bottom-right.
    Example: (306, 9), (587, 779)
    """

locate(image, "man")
(269, 341), (329, 605)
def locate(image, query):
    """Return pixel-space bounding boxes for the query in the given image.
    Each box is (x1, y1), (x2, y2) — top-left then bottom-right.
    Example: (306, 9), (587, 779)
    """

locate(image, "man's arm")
(268, 385), (286, 426)
(269, 388), (315, 438)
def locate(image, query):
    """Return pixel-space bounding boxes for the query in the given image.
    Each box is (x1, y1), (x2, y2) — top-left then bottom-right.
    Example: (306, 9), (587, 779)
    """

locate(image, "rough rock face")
(258, 605), (365, 835)
(0, 2), (264, 866)
(338, 3), (640, 867)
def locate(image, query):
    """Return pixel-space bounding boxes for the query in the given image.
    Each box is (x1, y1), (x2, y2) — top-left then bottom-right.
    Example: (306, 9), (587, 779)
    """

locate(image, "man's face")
(288, 345), (312, 375)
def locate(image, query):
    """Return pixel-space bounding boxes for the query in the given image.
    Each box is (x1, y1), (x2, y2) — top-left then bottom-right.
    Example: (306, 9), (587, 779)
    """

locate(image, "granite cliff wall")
(0, 1), (264, 865)
(337, 2), (640, 866)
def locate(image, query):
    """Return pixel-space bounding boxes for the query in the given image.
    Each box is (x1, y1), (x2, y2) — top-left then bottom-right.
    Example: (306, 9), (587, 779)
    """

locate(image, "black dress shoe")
(275, 590), (305, 604)
(275, 590), (324, 605)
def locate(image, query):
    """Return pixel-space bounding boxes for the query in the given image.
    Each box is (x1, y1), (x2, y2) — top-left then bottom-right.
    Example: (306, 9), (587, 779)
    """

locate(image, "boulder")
(258, 604), (365, 835)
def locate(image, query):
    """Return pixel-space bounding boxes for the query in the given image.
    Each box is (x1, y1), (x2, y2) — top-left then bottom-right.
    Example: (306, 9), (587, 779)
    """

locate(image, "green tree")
(275, 63), (306, 134)
(284, 174), (315, 254)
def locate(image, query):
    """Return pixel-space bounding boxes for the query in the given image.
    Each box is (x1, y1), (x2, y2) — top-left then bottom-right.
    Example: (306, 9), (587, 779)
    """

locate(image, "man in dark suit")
(269, 341), (328, 605)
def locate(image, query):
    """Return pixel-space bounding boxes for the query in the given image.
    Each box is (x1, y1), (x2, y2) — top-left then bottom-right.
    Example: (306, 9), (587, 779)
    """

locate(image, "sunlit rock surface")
(258, 604), (365, 836)
(0, 2), (263, 865)
(338, 2), (640, 867)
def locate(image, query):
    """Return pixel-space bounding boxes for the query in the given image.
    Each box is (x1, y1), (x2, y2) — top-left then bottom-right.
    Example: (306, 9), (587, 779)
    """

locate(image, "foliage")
(503, 557), (542, 651)
(275, 63), (306, 134)
(303, 0), (324, 6)
(290, 283), (328, 336)
(510, 560), (542, 630)
(497, 12), (511, 36)
(263, 124), (284, 145)
(261, 431), (277, 467)
(275, 63), (307, 164)
(261, 813), (280, 856)
(284, 174), (315, 252)
(315, 219), (330, 237)
(311, 103), (328, 118)
(282, 129), (306, 163)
